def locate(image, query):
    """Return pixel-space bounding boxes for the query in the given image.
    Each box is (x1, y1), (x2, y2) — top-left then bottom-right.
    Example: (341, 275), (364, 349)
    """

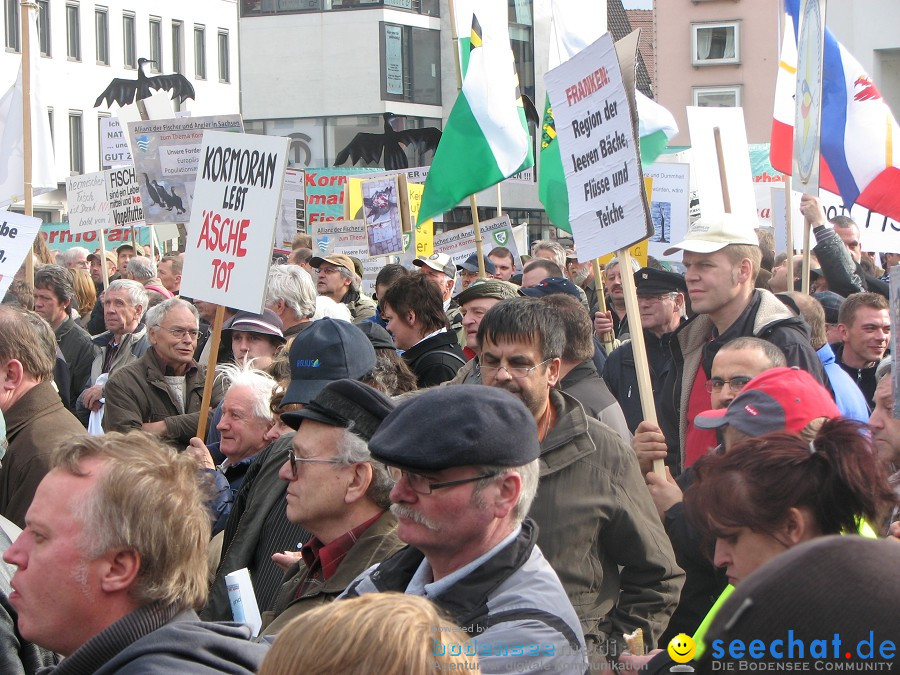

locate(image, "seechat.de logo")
(295, 358), (321, 368)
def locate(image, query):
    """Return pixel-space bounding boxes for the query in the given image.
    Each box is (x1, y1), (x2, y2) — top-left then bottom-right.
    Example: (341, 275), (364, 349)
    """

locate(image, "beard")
(570, 266), (591, 286)
(491, 379), (546, 419)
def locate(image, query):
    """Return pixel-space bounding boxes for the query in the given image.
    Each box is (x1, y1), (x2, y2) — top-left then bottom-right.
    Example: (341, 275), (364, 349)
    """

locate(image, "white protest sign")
(128, 114), (244, 225)
(427, 216), (523, 268)
(770, 186), (816, 253)
(100, 118), (133, 169)
(545, 33), (651, 261)
(0, 212), (41, 299)
(643, 162), (690, 259)
(181, 131), (289, 313)
(66, 172), (112, 232)
(66, 167), (144, 233)
(686, 106), (757, 223)
(310, 221), (386, 297)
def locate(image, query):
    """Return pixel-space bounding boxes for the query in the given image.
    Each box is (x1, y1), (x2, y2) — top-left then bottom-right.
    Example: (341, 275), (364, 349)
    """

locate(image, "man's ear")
(99, 548), (141, 594)
(0, 359), (25, 392)
(344, 461), (373, 505)
(546, 357), (562, 387)
(492, 471), (523, 520)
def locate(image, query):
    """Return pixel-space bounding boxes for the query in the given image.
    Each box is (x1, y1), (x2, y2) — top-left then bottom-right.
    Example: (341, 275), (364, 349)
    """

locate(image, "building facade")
(0, 0), (239, 221)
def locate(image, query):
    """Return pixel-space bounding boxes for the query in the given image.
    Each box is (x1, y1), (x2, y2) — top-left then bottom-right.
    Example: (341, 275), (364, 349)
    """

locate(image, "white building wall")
(0, 0), (239, 218)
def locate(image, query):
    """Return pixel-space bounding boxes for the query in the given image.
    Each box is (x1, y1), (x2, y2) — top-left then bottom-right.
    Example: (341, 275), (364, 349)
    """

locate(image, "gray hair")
(335, 427), (393, 510)
(472, 459), (540, 526)
(266, 264), (317, 320)
(61, 246), (90, 266)
(876, 356), (892, 383)
(127, 256), (157, 281)
(605, 256), (641, 273)
(215, 362), (278, 423)
(145, 297), (198, 330)
(339, 265), (362, 294)
(530, 240), (567, 271)
(106, 279), (149, 318)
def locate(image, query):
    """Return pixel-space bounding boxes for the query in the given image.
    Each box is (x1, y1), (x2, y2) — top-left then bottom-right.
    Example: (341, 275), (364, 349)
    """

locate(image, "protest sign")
(100, 118), (133, 169)
(642, 163), (690, 259)
(181, 131), (290, 313)
(41, 223), (151, 252)
(0, 211), (41, 299)
(279, 168), (305, 247)
(686, 107), (757, 223)
(360, 174), (408, 257)
(407, 182), (434, 257)
(544, 32), (652, 261)
(128, 115), (243, 225)
(66, 167), (144, 233)
(792, 0), (826, 193)
(432, 215), (522, 268)
(311, 220), (381, 296)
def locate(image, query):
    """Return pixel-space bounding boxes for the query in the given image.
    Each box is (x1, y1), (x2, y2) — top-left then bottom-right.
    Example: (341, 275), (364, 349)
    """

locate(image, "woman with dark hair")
(684, 418), (895, 586)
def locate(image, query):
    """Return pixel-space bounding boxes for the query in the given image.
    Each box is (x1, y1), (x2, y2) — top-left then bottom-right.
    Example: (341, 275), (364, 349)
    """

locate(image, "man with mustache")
(343, 386), (588, 675)
(477, 297), (683, 663)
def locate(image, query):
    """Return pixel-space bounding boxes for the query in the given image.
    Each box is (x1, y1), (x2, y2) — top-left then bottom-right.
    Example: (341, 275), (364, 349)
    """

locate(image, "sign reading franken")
(544, 32), (652, 260)
(180, 131), (289, 313)
(127, 114), (243, 225)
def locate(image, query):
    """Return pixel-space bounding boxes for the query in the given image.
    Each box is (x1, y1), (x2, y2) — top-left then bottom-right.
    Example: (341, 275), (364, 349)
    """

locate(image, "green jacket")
(528, 389), (684, 654)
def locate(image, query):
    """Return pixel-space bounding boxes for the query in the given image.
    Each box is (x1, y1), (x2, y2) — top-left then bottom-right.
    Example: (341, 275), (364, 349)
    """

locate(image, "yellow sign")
(597, 239), (648, 267)
(346, 177), (433, 257)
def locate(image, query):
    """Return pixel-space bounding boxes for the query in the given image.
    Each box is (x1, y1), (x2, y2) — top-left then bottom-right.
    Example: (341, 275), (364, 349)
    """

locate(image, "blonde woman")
(258, 593), (480, 675)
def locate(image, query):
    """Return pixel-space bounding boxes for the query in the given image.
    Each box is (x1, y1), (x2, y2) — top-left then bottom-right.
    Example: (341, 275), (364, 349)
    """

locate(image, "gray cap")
(455, 279), (520, 306)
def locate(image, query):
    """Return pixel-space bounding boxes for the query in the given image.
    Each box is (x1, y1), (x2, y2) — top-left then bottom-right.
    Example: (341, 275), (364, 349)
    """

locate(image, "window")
(172, 21), (184, 73)
(68, 111), (83, 175)
(47, 107), (54, 150)
(149, 17), (162, 72)
(509, 0), (535, 104)
(691, 22), (740, 66)
(218, 30), (229, 82)
(240, 1), (438, 17)
(123, 12), (135, 68)
(693, 85), (741, 108)
(379, 23), (441, 106)
(37, 1), (50, 56)
(66, 3), (80, 60)
(194, 25), (206, 79)
(5, 0), (18, 52)
(95, 7), (109, 65)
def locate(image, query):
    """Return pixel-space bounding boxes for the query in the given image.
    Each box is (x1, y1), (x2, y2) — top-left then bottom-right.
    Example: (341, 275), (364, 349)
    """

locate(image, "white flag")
(0, 7), (57, 207)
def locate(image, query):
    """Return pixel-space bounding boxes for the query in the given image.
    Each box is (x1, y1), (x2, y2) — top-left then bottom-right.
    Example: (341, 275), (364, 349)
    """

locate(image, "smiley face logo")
(667, 633), (696, 663)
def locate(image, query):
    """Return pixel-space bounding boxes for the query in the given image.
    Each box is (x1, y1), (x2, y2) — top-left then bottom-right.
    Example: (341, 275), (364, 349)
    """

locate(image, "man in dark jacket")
(603, 267), (687, 435)
(102, 298), (210, 446)
(833, 291), (890, 409)
(2, 432), (267, 673)
(645, 215), (826, 473)
(478, 298), (684, 659)
(33, 265), (94, 411)
(259, 380), (402, 635)
(381, 275), (464, 387)
(0, 307), (86, 528)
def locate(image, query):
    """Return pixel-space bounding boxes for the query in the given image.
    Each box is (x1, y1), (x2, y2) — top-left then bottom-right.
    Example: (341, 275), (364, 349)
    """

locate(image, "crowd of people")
(0, 201), (895, 673)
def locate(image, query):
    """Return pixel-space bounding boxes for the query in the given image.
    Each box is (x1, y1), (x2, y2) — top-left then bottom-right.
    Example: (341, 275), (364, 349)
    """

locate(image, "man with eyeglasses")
(310, 253), (376, 324)
(257, 379), (402, 636)
(603, 267), (687, 439)
(477, 297), (683, 664)
(343, 386), (589, 675)
(103, 298), (213, 446)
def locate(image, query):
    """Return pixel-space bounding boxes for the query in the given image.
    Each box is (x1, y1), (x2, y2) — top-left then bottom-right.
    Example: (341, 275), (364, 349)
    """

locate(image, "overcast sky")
(622, 0), (653, 8)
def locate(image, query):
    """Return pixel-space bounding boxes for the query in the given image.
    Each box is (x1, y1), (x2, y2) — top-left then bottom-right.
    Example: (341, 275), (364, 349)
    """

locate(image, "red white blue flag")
(771, 0), (900, 221)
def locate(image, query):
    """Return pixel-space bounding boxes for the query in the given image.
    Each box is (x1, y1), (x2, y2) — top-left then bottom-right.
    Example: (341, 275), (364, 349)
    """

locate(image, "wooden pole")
(195, 304), (225, 441)
(21, 1), (34, 288)
(448, 0), (486, 279)
(801, 215), (811, 295)
(592, 258), (613, 353)
(784, 176), (794, 256)
(618, 247), (664, 477)
(713, 126), (731, 213)
(98, 228), (109, 291)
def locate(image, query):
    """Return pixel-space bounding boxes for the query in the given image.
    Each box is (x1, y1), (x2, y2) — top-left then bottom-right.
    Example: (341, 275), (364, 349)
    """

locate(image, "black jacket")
(832, 342), (878, 410)
(402, 330), (466, 388)
(813, 226), (889, 298)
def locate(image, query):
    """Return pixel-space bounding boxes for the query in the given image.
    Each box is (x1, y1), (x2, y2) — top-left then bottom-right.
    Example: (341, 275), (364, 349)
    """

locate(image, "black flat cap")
(281, 379), (394, 441)
(518, 276), (581, 299)
(369, 387), (539, 470)
(356, 321), (395, 350)
(634, 267), (686, 295)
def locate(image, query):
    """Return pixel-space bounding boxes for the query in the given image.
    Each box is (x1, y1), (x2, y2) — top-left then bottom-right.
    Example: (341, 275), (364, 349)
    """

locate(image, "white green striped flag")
(538, 0), (677, 232)
(418, 2), (533, 224)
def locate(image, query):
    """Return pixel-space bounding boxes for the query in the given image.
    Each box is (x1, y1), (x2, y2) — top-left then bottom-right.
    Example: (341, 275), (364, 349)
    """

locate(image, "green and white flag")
(538, 0), (677, 232)
(418, 2), (533, 223)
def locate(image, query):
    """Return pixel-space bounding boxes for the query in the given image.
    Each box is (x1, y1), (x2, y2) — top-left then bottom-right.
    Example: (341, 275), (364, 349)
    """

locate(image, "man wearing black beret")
(602, 267), (688, 435)
(343, 386), (589, 675)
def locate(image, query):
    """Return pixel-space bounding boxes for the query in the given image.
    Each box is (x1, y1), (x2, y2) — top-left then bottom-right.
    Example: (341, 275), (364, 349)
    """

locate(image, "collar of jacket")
(363, 518), (538, 629)
(149, 346), (198, 377)
(539, 389), (596, 473)
(92, 323), (148, 347)
(4, 380), (64, 438)
(53, 315), (77, 339)
(558, 358), (597, 388)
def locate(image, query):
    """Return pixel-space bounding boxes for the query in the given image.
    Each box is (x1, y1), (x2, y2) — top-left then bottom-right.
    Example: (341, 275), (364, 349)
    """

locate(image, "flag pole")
(448, 0), (486, 278)
(784, 176), (794, 257)
(21, 1), (35, 289)
(98, 228), (109, 291)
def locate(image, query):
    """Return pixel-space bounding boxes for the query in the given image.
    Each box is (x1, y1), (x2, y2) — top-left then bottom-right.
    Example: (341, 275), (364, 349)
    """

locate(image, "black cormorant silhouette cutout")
(94, 58), (196, 108)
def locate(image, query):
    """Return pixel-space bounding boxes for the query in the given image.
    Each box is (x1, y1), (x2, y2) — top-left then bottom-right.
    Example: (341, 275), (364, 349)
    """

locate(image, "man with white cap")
(638, 214), (826, 475)
(413, 253), (464, 347)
